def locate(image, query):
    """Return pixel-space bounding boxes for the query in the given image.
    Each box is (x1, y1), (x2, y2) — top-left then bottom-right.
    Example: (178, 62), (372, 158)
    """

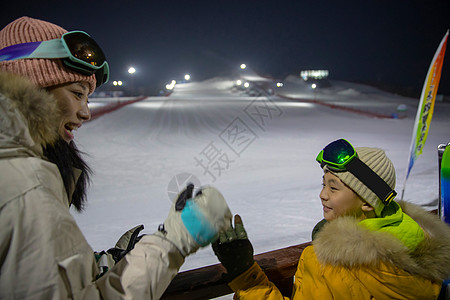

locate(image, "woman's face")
(47, 82), (91, 143)
(319, 171), (366, 221)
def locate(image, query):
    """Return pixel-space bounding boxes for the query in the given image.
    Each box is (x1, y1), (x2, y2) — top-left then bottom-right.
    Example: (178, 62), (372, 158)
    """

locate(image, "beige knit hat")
(0, 16), (96, 94)
(326, 147), (396, 216)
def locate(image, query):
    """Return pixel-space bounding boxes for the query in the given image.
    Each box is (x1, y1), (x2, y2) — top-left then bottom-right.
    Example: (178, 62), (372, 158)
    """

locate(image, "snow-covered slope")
(74, 77), (450, 273)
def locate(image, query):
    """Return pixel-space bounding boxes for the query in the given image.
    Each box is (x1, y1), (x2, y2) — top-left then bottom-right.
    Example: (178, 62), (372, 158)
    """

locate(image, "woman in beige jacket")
(0, 17), (232, 300)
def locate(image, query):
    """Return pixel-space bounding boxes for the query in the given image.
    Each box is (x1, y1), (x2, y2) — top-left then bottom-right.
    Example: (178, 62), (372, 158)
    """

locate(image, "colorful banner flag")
(401, 30), (448, 199)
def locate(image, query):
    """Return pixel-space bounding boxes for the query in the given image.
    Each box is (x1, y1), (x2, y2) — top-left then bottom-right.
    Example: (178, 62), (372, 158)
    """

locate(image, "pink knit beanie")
(0, 16), (96, 94)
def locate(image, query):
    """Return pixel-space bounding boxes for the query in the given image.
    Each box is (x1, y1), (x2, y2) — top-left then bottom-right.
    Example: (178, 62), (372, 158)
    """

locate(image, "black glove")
(95, 225), (145, 278)
(107, 224), (145, 263)
(212, 214), (254, 282)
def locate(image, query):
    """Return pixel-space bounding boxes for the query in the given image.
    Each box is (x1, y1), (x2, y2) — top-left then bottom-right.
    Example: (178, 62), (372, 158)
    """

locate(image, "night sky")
(1, 1), (449, 95)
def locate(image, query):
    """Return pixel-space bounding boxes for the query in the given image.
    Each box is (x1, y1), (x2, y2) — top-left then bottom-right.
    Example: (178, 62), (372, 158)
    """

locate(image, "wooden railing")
(161, 242), (312, 299)
(161, 209), (441, 299)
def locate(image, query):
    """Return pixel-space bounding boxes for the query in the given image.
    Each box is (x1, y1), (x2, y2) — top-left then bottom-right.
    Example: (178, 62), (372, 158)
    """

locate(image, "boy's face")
(320, 171), (366, 221)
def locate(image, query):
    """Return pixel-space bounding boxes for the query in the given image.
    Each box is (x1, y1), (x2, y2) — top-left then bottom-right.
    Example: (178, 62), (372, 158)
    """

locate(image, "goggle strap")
(27, 39), (67, 59)
(0, 39), (68, 62)
(0, 42), (38, 61)
(0, 35), (109, 86)
(345, 157), (397, 205)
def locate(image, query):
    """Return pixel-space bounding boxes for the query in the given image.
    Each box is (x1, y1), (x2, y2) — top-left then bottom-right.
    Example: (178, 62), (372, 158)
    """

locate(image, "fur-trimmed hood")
(313, 200), (450, 281)
(0, 72), (60, 157)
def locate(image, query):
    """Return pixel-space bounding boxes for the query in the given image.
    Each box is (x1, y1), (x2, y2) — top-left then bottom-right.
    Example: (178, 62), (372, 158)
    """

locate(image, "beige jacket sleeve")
(0, 158), (185, 300)
(97, 235), (185, 299)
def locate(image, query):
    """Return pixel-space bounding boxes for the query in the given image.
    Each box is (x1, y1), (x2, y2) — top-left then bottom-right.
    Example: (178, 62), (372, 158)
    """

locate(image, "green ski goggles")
(316, 139), (397, 204)
(0, 31), (109, 87)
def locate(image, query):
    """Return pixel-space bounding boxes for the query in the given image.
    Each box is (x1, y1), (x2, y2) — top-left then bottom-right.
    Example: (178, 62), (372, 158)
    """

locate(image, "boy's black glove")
(212, 215), (254, 282)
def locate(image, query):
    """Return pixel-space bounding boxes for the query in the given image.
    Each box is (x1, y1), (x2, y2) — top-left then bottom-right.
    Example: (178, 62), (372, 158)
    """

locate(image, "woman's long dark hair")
(43, 138), (91, 212)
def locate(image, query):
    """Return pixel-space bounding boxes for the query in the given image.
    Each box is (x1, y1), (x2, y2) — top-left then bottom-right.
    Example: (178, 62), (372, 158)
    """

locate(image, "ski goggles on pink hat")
(0, 31), (109, 87)
(316, 139), (397, 205)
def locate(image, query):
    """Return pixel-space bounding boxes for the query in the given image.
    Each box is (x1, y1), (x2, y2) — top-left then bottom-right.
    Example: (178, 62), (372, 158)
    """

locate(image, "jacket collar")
(359, 201), (425, 251)
(313, 200), (450, 281)
(0, 72), (60, 158)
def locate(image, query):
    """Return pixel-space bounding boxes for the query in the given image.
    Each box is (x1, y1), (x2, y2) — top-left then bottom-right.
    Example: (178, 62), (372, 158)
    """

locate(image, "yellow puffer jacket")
(229, 201), (450, 299)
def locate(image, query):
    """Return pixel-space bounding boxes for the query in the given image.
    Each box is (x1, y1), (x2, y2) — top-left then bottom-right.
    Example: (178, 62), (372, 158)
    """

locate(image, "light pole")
(112, 80), (123, 99)
(128, 67), (136, 96)
(166, 80), (176, 91)
(312, 83), (317, 101)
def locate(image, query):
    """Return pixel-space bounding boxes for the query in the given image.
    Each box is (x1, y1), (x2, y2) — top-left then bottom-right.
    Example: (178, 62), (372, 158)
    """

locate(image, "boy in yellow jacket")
(213, 139), (450, 299)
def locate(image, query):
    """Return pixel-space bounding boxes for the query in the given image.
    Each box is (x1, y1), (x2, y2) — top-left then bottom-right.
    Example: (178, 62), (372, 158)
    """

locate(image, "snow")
(73, 76), (450, 279)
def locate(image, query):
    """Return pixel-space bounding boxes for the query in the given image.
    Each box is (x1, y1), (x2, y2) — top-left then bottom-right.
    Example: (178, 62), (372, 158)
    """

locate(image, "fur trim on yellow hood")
(313, 200), (450, 282)
(0, 72), (60, 153)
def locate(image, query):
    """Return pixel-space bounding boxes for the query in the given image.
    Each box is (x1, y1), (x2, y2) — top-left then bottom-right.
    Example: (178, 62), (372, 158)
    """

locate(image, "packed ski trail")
(74, 77), (450, 273)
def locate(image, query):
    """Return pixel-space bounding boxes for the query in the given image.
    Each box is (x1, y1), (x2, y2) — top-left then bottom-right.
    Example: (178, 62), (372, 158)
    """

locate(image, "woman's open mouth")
(62, 123), (81, 142)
